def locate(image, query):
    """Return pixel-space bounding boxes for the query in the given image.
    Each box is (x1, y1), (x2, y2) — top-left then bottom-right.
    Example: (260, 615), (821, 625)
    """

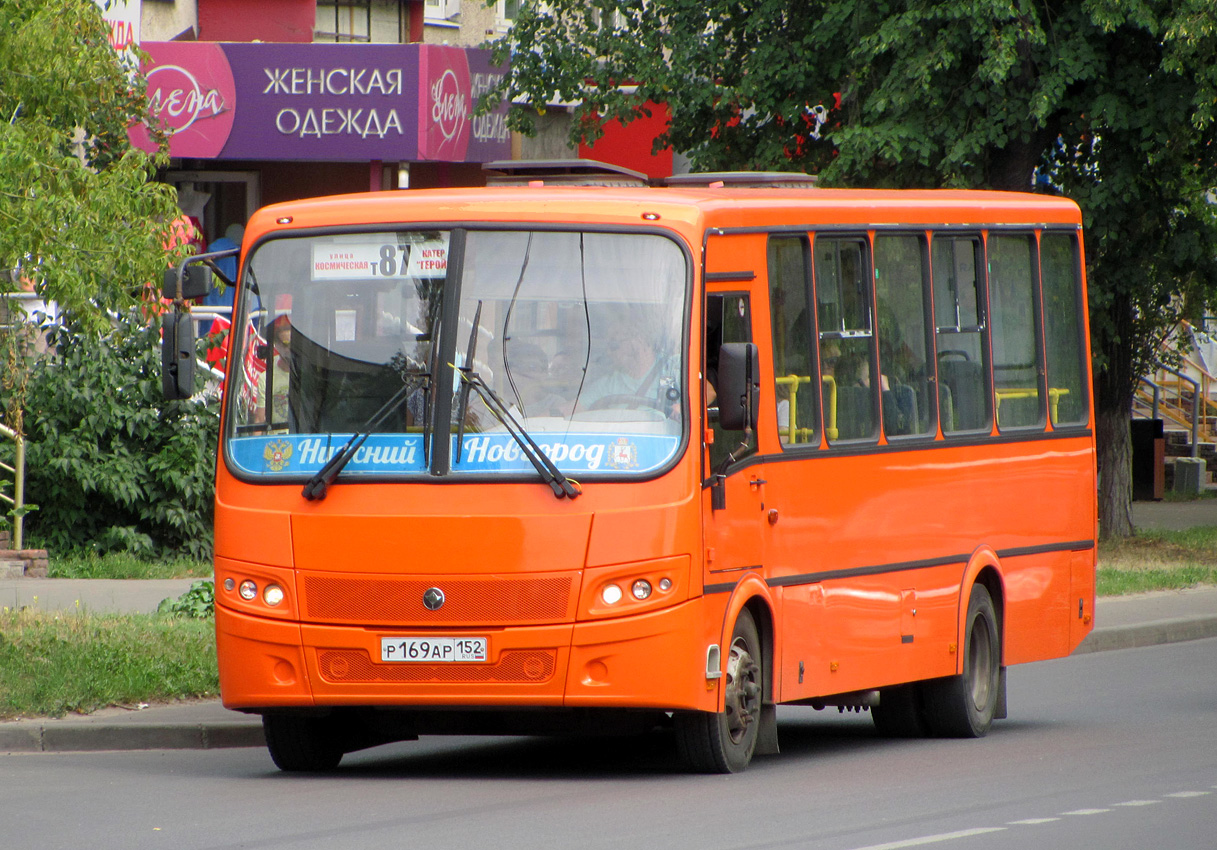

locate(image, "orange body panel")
(214, 184), (1096, 721)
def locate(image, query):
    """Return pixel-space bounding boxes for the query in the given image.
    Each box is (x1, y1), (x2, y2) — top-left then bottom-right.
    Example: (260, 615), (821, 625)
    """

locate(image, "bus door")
(702, 286), (766, 591)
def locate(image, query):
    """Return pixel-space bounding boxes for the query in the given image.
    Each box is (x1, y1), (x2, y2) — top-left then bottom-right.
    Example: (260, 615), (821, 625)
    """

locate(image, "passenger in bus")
(254, 315), (292, 427)
(504, 342), (574, 419)
(580, 320), (676, 416)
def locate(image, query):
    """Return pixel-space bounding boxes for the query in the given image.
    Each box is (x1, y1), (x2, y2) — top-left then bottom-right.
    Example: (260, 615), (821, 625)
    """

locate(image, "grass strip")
(48, 552), (212, 580)
(1097, 526), (1217, 596)
(0, 610), (218, 720)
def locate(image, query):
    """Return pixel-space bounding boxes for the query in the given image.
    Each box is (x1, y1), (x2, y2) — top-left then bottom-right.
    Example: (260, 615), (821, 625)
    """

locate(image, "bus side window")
(932, 236), (990, 433)
(1040, 232), (1088, 426)
(707, 293), (756, 469)
(874, 234), (934, 438)
(815, 236), (877, 442)
(767, 235), (817, 446)
(989, 233), (1045, 430)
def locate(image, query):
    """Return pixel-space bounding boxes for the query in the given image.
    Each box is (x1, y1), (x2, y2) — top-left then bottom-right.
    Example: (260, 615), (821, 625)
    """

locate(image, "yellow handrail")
(0, 421), (24, 550)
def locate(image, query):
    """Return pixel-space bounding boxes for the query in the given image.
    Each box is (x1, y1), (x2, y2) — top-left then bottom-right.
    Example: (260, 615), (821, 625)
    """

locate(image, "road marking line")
(1062, 809), (1110, 816)
(1114, 800), (1161, 807)
(1007, 818), (1060, 825)
(1165, 791), (1211, 798)
(846, 827), (1007, 850)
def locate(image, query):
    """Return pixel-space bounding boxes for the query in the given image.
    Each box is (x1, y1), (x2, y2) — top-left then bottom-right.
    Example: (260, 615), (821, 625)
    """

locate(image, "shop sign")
(130, 43), (510, 163)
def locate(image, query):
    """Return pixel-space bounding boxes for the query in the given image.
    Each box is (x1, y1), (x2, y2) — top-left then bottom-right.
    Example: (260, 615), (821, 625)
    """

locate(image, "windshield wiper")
(301, 380), (417, 501)
(455, 368), (582, 500)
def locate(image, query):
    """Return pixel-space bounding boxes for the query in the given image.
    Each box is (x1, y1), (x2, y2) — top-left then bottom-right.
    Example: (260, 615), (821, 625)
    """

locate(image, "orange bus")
(166, 164), (1096, 773)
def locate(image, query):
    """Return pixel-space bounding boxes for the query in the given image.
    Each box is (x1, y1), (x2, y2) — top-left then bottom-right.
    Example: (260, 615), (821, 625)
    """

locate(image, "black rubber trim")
(766, 554), (968, 588)
(702, 538), (1097, 595)
(705, 270), (756, 282)
(997, 540), (1095, 558)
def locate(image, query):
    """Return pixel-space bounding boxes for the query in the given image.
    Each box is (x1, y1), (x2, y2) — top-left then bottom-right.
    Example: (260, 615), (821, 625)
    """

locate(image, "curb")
(0, 719), (264, 754)
(1071, 615), (1217, 655)
(3, 616), (1216, 754)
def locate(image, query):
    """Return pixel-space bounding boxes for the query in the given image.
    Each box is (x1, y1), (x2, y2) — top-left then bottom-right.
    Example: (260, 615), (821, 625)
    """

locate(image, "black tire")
(676, 608), (763, 773)
(922, 584), (1001, 738)
(263, 714), (344, 772)
(872, 683), (928, 738)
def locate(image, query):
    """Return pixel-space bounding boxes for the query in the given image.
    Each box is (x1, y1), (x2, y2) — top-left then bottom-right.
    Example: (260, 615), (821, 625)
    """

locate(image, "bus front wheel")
(923, 583), (1001, 737)
(676, 608), (763, 773)
(263, 713), (345, 772)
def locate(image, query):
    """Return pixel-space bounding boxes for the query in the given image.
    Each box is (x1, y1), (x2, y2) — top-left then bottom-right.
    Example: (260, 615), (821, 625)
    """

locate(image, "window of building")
(317, 0), (409, 43)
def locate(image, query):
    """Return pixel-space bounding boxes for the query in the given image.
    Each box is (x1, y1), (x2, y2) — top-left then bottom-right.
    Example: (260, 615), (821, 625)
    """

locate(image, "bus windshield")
(223, 228), (688, 483)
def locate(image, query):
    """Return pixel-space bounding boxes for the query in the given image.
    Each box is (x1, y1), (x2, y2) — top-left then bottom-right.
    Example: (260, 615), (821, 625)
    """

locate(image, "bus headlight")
(239, 580), (258, 601)
(263, 584), (285, 607)
(601, 584), (623, 605)
(632, 579), (652, 600)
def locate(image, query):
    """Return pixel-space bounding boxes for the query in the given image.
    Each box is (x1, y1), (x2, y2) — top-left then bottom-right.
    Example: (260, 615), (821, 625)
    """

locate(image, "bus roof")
(247, 185), (1083, 239)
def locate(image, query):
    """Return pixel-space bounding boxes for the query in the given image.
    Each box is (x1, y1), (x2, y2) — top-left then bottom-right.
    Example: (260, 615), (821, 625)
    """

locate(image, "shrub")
(16, 310), (218, 559)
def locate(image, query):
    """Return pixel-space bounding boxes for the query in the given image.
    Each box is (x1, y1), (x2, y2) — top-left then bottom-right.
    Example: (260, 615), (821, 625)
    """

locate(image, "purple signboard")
(130, 42), (510, 163)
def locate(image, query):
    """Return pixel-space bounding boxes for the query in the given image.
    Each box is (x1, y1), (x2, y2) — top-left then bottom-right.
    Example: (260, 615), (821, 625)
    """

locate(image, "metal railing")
(0, 421), (24, 550)
(1134, 323), (1217, 450)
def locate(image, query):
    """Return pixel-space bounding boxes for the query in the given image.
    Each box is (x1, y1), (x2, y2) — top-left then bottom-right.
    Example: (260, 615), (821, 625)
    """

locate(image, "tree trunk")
(1095, 393), (1134, 539)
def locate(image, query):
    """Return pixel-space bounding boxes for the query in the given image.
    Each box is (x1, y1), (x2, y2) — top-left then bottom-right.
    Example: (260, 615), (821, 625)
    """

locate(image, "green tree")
(0, 0), (182, 328)
(489, 0), (1217, 538)
(19, 311), (218, 560)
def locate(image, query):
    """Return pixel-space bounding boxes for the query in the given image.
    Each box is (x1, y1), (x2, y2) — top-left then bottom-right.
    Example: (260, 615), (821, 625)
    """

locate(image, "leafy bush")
(15, 311), (218, 559)
(157, 580), (215, 619)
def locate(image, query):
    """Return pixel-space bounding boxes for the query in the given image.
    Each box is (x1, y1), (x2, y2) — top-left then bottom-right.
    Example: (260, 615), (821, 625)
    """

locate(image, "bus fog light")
(238, 580), (258, 601)
(223, 578), (235, 592)
(658, 578), (672, 592)
(632, 579), (652, 600)
(601, 584), (623, 605)
(263, 584), (285, 607)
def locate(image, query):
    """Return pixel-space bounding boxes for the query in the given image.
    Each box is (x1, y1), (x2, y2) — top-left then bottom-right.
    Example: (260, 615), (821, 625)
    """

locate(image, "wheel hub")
(724, 638), (761, 744)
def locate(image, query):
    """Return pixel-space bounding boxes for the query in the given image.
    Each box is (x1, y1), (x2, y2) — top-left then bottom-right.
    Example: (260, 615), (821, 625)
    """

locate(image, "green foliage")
(488, 0), (1217, 538)
(50, 552), (212, 580)
(157, 580), (215, 619)
(0, 609), (218, 719)
(0, 0), (184, 330)
(16, 311), (218, 559)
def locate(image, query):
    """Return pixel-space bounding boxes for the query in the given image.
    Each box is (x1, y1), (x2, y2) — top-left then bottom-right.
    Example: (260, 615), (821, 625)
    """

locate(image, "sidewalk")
(1, 499), (1214, 754)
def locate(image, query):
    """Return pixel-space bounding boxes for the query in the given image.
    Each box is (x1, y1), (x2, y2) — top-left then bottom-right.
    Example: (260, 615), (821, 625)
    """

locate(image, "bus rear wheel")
(922, 583), (1001, 738)
(263, 713), (344, 771)
(676, 608), (763, 773)
(872, 683), (928, 738)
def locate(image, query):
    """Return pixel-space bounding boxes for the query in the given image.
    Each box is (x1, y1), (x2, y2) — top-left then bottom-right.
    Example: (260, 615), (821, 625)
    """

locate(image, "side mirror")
(163, 264), (212, 300)
(717, 342), (760, 431)
(162, 312), (196, 400)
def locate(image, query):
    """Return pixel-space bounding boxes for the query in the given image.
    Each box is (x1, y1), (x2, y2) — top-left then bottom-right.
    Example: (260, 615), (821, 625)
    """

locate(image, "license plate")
(380, 636), (487, 663)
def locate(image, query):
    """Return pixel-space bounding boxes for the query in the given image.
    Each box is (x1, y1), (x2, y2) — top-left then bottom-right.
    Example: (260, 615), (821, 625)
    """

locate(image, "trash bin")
(1131, 418), (1164, 501)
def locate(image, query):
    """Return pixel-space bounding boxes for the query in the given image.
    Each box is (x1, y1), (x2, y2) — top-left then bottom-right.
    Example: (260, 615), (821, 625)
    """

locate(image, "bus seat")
(835, 385), (874, 440)
(938, 358), (985, 431)
(882, 385), (918, 436)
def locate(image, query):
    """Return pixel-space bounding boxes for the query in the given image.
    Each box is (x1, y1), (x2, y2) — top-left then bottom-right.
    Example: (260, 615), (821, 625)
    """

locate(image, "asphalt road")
(3, 636), (1214, 850)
